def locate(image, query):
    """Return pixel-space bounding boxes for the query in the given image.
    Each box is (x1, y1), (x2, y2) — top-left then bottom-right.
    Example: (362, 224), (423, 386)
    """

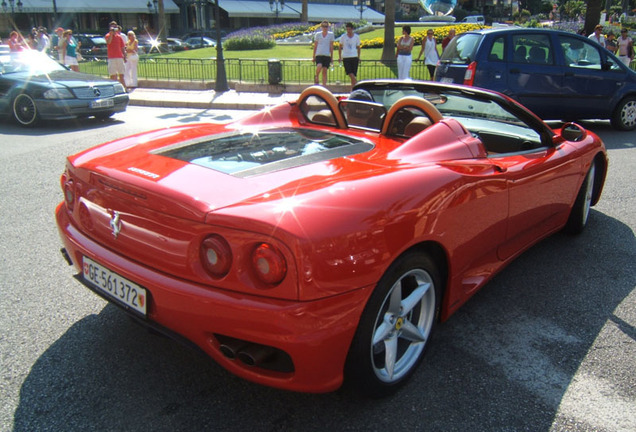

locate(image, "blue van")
(435, 28), (636, 130)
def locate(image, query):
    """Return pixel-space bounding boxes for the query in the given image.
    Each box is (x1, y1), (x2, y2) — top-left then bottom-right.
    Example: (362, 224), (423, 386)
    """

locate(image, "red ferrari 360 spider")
(56, 80), (607, 397)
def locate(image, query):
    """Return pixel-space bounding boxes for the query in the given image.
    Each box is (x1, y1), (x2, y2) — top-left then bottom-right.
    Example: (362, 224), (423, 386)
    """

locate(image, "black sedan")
(0, 50), (129, 126)
(75, 34), (108, 59)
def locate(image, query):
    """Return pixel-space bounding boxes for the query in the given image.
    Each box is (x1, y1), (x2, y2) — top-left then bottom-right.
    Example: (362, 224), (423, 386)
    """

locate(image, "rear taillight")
(201, 235), (232, 278)
(463, 61), (477, 86)
(63, 177), (75, 211)
(252, 243), (287, 286)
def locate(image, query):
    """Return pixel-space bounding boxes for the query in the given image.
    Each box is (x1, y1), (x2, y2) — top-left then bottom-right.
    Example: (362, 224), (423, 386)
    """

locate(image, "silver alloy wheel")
(620, 99), (636, 130)
(13, 94), (38, 126)
(580, 162), (596, 227)
(370, 268), (436, 383)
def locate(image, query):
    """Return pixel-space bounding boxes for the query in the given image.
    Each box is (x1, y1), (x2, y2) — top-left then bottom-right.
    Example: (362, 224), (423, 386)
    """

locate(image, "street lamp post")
(269, 0), (284, 23)
(214, 0), (228, 92)
(353, 0), (370, 21)
(1, 0), (23, 18)
(147, 0), (158, 34)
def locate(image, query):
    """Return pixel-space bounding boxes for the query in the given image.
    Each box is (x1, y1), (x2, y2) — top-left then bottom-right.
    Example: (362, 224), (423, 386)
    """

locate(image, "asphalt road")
(0, 108), (634, 432)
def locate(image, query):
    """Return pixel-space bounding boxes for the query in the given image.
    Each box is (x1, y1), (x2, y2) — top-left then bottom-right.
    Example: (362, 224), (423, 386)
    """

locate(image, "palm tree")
(381, 0), (396, 62)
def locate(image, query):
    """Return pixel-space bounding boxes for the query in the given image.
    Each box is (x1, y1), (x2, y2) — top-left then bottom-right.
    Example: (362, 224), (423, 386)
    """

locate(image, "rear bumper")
(56, 203), (371, 393)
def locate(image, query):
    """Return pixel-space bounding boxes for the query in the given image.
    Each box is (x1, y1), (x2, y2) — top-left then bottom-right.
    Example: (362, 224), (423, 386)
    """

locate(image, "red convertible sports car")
(56, 80), (607, 397)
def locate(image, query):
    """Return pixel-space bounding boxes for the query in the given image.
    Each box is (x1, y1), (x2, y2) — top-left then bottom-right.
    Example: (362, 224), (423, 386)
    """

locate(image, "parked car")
(183, 36), (216, 49)
(434, 27), (636, 130)
(56, 80), (607, 396)
(138, 36), (166, 54)
(0, 50), (128, 126)
(75, 34), (108, 59)
(166, 37), (188, 52)
(460, 15), (485, 24)
(181, 30), (227, 41)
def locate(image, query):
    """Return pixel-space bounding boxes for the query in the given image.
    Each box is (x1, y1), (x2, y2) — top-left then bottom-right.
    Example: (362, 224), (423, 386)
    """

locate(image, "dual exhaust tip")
(218, 337), (276, 367)
(216, 334), (295, 373)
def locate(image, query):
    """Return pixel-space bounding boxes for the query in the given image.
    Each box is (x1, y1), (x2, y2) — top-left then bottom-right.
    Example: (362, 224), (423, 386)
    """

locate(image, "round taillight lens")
(200, 235), (232, 278)
(252, 243), (287, 286)
(64, 179), (75, 211)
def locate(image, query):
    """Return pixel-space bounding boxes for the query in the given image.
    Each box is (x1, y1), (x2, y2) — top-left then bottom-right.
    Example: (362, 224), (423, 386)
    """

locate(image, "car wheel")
(13, 93), (39, 126)
(345, 251), (440, 397)
(610, 97), (636, 131)
(564, 161), (596, 235)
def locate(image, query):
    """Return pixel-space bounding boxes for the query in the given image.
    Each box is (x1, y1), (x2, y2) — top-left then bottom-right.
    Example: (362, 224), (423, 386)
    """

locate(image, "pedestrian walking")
(313, 21), (334, 86)
(395, 25), (414, 80)
(36, 27), (50, 52)
(62, 29), (79, 71)
(105, 23), (127, 87)
(125, 30), (139, 90)
(588, 25), (606, 48)
(8, 31), (25, 52)
(416, 29), (439, 79)
(54, 27), (65, 62)
(441, 28), (456, 54)
(338, 22), (361, 90)
(617, 28), (634, 67)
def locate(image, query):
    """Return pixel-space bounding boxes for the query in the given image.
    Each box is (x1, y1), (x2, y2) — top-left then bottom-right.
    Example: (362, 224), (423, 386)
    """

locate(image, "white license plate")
(83, 256), (147, 316)
(440, 77), (454, 83)
(90, 99), (114, 109)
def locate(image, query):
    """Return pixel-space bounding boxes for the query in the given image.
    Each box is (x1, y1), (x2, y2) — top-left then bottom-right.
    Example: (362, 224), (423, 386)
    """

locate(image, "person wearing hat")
(588, 24), (606, 48)
(617, 29), (634, 67)
(55, 27), (65, 63)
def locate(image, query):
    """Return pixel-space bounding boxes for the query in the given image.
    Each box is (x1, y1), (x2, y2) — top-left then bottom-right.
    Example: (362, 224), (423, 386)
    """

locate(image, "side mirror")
(560, 122), (587, 142)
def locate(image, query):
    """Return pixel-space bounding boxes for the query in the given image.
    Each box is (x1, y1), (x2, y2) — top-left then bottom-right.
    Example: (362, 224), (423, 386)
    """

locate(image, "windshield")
(440, 33), (482, 64)
(0, 50), (66, 75)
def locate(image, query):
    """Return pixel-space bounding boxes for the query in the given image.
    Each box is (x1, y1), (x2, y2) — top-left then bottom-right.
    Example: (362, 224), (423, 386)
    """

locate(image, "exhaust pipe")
(237, 344), (275, 366)
(218, 338), (248, 359)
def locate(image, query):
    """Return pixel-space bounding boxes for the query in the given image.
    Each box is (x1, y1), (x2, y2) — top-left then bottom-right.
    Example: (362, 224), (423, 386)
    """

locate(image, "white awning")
(219, 1), (386, 24)
(17, 0), (180, 14)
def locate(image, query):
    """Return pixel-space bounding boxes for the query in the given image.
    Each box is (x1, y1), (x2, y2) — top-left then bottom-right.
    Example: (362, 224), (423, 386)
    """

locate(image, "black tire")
(564, 161), (596, 235)
(610, 97), (636, 131)
(12, 93), (39, 126)
(345, 251), (440, 397)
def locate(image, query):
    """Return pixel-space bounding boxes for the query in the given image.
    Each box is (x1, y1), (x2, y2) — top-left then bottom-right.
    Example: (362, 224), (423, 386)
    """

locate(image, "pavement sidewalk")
(127, 87), (301, 110)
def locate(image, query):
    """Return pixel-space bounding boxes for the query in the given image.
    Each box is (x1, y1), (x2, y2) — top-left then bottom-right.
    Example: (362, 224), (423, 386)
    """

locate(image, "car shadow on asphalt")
(0, 117), (124, 136)
(12, 211), (635, 431)
(155, 109), (243, 124)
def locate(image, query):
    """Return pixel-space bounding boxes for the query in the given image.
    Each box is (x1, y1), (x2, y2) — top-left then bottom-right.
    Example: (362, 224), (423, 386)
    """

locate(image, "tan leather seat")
(404, 116), (433, 137)
(312, 109), (335, 125)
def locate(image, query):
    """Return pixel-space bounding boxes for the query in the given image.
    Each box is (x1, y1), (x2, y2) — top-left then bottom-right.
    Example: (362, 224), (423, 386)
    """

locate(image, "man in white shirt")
(588, 24), (606, 48)
(338, 22), (361, 90)
(313, 21), (334, 86)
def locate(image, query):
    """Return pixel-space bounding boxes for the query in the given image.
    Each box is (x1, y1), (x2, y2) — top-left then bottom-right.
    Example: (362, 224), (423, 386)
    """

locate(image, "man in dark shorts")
(338, 22), (361, 90)
(313, 21), (334, 86)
